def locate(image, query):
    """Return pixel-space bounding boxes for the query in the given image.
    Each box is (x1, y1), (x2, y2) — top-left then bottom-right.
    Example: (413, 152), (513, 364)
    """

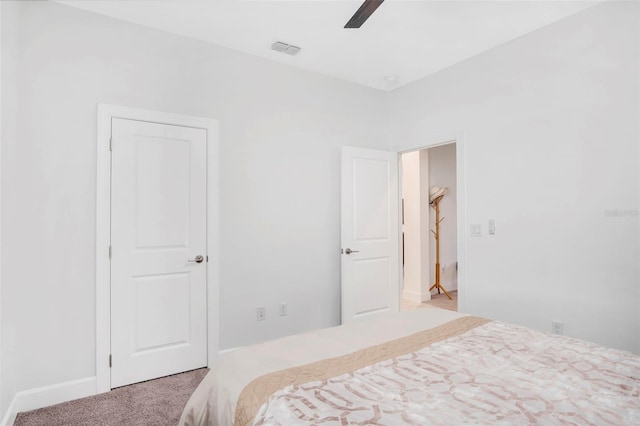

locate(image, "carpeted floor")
(402, 290), (458, 312)
(15, 295), (455, 425)
(14, 368), (208, 426)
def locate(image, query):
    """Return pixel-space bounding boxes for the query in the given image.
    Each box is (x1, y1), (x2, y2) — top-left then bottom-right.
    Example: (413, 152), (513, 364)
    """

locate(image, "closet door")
(110, 118), (207, 388)
(341, 146), (400, 324)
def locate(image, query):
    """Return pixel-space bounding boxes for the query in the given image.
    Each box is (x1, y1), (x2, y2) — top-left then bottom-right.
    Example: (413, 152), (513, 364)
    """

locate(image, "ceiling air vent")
(271, 41), (301, 56)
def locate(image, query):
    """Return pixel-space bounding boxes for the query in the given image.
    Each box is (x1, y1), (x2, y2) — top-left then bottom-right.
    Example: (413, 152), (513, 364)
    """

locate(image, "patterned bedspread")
(254, 322), (640, 425)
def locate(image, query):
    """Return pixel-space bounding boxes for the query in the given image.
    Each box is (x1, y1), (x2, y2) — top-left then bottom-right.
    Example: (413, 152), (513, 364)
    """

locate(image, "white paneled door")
(110, 118), (208, 388)
(341, 146), (400, 324)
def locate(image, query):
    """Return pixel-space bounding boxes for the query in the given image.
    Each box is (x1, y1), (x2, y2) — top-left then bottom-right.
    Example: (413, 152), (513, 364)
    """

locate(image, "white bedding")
(256, 321), (640, 425)
(179, 308), (466, 425)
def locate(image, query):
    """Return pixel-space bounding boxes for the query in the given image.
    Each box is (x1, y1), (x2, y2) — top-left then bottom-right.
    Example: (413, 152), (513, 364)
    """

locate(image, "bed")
(179, 308), (640, 425)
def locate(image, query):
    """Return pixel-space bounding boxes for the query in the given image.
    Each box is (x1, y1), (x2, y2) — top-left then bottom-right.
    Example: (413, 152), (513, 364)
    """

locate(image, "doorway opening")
(400, 142), (458, 312)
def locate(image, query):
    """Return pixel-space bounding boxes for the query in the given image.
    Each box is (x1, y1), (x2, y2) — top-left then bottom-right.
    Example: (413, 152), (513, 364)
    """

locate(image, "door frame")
(392, 133), (467, 313)
(95, 104), (219, 393)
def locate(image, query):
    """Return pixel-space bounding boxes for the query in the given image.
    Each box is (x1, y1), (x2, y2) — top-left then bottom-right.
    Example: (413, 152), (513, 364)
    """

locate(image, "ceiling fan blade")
(344, 0), (385, 29)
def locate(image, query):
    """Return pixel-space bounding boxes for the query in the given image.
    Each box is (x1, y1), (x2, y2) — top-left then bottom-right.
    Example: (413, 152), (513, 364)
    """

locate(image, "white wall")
(428, 144), (457, 292)
(388, 0), (640, 353)
(401, 150), (430, 303)
(1, 0), (639, 420)
(0, 0), (387, 416)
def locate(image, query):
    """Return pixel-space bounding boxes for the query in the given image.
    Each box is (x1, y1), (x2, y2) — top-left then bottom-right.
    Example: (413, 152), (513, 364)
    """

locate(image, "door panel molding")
(96, 104), (219, 393)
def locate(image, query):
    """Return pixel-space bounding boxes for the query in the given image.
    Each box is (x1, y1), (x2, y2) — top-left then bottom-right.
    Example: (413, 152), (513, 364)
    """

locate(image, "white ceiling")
(56, 0), (599, 91)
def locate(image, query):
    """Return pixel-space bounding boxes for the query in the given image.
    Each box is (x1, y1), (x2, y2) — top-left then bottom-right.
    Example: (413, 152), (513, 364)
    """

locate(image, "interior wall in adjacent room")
(401, 150), (431, 303)
(428, 143), (457, 292)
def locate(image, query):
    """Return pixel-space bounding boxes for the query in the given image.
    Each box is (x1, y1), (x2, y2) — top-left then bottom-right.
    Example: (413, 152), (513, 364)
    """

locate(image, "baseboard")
(442, 283), (458, 293)
(433, 280), (457, 294)
(402, 289), (431, 303)
(218, 346), (243, 356)
(1, 377), (96, 426)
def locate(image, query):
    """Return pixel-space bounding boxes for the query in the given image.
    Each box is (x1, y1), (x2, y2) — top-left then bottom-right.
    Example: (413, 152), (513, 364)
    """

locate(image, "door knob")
(188, 255), (204, 263)
(344, 248), (359, 255)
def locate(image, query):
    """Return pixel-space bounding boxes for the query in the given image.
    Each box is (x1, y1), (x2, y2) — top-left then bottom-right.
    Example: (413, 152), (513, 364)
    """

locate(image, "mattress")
(179, 308), (640, 425)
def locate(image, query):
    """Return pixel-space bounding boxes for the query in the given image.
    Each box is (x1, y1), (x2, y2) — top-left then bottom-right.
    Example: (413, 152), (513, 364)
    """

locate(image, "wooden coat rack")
(429, 194), (452, 300)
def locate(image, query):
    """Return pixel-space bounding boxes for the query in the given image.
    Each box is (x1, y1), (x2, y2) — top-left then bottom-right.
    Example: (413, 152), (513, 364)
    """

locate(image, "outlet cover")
(257, 306), (266, 321)
(552, 321), (564, 335)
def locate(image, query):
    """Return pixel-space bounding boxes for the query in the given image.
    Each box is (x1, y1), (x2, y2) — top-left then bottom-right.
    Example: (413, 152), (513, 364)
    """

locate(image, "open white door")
(341, 146), (400, 324)
(110, 118), (208, 388)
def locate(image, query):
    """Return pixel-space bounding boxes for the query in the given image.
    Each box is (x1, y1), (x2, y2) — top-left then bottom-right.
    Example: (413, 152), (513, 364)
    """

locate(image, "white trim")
(392, 133), (467, 313)
(402, 289), (430, 304)
(637, 0), (640, 356)
(95, 105), (112, 394)
(0, 0), (4, 414)
(638, 0), (640, 355)
(96, 104), (219, 393)
(0, 377), (96, 426)
(206, 113), (221, 369)
(218, 347), (243, 356)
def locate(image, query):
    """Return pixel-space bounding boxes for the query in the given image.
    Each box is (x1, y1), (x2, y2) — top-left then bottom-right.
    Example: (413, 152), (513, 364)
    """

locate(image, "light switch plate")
(488, 219), (495, 235)
(257, 306), (266, 321)
(278, 303), (287, 317)
(470, 224), (481, 237)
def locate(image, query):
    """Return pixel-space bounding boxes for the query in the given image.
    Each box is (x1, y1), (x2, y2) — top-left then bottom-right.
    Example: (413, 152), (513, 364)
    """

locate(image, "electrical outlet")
(256, 306), (266, 321)
(279, 303), (287, 317)
(552, 321), (564, 335)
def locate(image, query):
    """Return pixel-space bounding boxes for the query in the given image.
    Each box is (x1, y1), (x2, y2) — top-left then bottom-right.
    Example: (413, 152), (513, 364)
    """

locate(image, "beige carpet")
(14, 368), (208, 426)
(402, 290), (458, 312)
